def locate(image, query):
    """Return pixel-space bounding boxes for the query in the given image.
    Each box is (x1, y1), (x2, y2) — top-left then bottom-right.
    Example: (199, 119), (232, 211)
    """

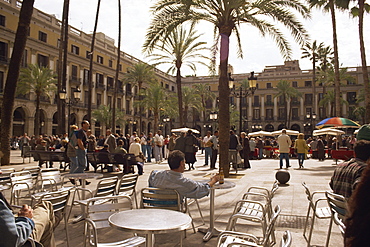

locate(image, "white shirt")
(129, 142), (142, 156)
(154, 134), (164, 146)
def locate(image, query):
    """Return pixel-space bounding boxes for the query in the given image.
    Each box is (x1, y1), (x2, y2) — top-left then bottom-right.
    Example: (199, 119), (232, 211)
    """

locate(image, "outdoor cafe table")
(109, 208), (192, 247)
(63, 172), (103, 222)
(197, 180), (236, 241)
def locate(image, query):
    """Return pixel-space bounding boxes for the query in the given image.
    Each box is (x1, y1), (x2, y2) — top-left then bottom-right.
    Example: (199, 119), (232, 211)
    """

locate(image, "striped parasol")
(315, 117), (361, 129)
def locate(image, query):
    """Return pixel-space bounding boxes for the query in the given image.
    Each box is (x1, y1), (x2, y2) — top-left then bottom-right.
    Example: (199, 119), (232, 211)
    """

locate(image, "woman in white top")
(129, 137), (142, 156)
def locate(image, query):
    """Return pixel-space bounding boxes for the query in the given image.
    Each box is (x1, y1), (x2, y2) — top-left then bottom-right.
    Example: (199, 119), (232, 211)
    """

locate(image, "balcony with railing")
(95, 82), (105, 90)
(252, 102), (260, 107)
(265, 101), (274, 107)
(69, 76), (81, 86)
(291, 101), (300, 106)
(0, 55), (8, 64)
(304, 101), (312, 106)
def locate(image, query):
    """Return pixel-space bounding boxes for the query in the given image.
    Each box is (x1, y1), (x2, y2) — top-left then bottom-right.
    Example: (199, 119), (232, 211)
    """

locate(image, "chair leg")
(187, 209), (196, 233)
(307, 213), (316, 247)
(325, 216), (334, 247)
(195, 199), (205, 225)
(64, 217), (70, 247)
(303, 206), (311, 241)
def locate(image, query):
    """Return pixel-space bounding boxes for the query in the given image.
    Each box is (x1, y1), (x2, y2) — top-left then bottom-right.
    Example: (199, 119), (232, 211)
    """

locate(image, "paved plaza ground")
(2, 150), (344, 246)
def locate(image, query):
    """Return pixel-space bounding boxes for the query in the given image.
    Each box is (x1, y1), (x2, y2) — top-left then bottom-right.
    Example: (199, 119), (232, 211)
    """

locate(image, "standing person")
(277, 129), (292, 169)
(174, 132), (186, 153)
(168, 133), (177, 153)
(163, 135), (170, 160)
(294, 133), (308, 168)
(203, 131), (213, 167)
(67, 125), (79, 184)
(140, 132), (147, 160)
(153, 130), (164, 163)
(240, 132), (251, 169)
(209, 131), (219, 169)
(184, 130), (198, 170)
(256, 137), (264, 160)
(229, 130), (238, 169)
(310, 137), (318, 159)
(104, 129), (117, 153)
(145, 132), (153, 163)
(85, 130), (97, 171)
(128, 137), (144, 175)
(129, 132), (138, 145)
(76, 120), (90, 177)
(19, 133), (30, 153)
(249, 137), (256, 160)
(317, 136), (325, 161)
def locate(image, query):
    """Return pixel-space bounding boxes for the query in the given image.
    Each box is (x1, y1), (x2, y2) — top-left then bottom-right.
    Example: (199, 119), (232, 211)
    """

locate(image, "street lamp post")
(229, 72), (257, 134)
(251, 124), (262, 132)
(210, 112), (218, 132)
(306, 112), (317, 136)
(163, 117), (170, 135)
(59, 87), (81, 132)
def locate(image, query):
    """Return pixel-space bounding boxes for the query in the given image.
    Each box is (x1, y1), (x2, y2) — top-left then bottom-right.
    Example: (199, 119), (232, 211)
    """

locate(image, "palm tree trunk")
(0, 0), (34, 165)
(112, 0), (121, 134)
(34, 95), (41, 136)
(322, 85), (327, 118)
(87, 0), (101, 123)
(284, 96), (288, 128)
(287, 100), (292, 129)
(218, 32), (231, 177)
(329, 0), (341, 116)
(61, 0), (69, 133)
(313, 57), (316, 113)
(358, 0), (370, 122)
(176, 67), (184, 127)
(154, 110), (159, 134)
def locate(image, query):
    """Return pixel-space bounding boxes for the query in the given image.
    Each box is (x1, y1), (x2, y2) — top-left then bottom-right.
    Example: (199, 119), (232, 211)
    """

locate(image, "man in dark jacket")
(229, 130), (238, 169)
(174, 132), (186, 153)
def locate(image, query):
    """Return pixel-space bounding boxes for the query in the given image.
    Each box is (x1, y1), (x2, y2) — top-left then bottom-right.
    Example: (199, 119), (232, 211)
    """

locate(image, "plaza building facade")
(0, 1), (367, 138)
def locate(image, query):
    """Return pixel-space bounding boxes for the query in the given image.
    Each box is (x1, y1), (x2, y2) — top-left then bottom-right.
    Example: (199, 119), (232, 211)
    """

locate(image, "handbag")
(236, 144), (243, 151)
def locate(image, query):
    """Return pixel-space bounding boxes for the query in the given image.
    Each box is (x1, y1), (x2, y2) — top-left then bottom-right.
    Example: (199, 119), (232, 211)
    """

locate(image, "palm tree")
(319, 90), (349, 116)
(181, 86), (201, 126)
(138, 82), (169, 133)
(92, 105), (124, 129)
(112, 0), (122, 134)
(350, 1), (370, 122)
(0, 0), (34, 165)
(17, 64), (57, 136)
(147, 23), (209, 127)
(274, 80), (302, 128)
(87, 0), (101, 123)
(309, 0), (349, 116)
(194, 83), (216, 134)
(317, 45), (334, 118)
(301, 41), (324, 112)
(144, 0), (309, 176)
(123, 62), (156, 133)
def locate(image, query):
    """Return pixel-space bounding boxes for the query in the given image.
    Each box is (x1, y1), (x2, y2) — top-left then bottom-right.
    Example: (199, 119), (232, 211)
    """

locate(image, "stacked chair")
(226, 181), (279, 245)
(325, 190), (347, 246)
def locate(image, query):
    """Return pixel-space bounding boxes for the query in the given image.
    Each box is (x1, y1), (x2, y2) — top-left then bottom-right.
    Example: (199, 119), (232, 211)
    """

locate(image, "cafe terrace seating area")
(0, 152), (346, 246)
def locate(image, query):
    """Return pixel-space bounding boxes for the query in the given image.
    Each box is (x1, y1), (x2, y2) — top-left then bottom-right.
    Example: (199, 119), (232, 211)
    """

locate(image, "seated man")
(148, 150), (219, 200)
(0, 192), (56, 247)
(330, 124), (370, 198)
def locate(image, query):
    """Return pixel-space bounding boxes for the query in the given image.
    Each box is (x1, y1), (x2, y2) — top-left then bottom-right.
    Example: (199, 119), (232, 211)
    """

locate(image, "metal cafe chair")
(115, 174), (139, 208)
(325, 190), (347, 247)
(302, 182), (331, 247)
(84, 194), (145, 247)
(218, 205), (281, 247)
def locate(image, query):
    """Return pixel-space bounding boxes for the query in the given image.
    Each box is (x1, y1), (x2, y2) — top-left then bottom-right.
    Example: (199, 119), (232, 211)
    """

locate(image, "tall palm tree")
(350, 1), (370, 122)
(319, 90), (349, 116)
(147, 23), (209, 127)
(182, 86), (201, 126)
(301, 40), (324, 112)
(194, 83), (216, 134)
(0, 0), (34, 165)
(274, 80), (302, 128)
(144, 0), (309, 176)
(309, 0), (349, 116)
(92, 105), (124, 129)
(138, 82), (169, 133)
(123, 62), (156, 133)
(112, 0), (122, 134)
(17, 64), (57, 136)
(87, 0), (101, 123)
(317, 45), (334, 118)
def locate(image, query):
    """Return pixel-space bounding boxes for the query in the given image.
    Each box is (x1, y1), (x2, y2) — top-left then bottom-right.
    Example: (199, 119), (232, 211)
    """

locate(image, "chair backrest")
(334, 212), (346, 236)
(39, 168), (62, 191)
(141, 187), (181, 211)
(85, 194), (132, 229)
(279, 230), (292, 247)
(261, 205), (281, 247)
(21, 167), (40, 183)
(326, 190), (347, 220)
(86, 152), (97, 164)
(37, 151), (52, 162)
(302, 182), (315, 208)
(0, 168), (15, 186)
(116, 174), (138, 197)
(10, 171), (34, 190)
(94, 176), (118, 198)
(216, 231), (259, 247)
(39, 190), (70, 215)
(112, 153), (126, 164)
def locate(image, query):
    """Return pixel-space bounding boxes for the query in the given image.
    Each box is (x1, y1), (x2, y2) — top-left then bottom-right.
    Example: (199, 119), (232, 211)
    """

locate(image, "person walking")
(153, 130), (164, 163)
(75, 120), (90, 184)
(229, 130), (238, 170)
(317, 136), (326, 161)
(277, 129), (292, 169)
(294, 133), (308, 168)
(249, 137), (256, 160)
(256, 137), (264, 160)
(209, 131), (219, 169)
(240, 132), (251, 169)
(104, 129), (117, 153)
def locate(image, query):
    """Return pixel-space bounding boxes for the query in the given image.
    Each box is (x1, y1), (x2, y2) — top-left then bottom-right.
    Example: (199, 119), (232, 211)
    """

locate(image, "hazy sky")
(34, 0), (370, 77)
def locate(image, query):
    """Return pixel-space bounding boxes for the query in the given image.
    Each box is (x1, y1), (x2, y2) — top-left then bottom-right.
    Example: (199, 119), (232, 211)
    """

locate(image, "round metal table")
(109, 208), (192, 247)
(197, 180), (236, 241)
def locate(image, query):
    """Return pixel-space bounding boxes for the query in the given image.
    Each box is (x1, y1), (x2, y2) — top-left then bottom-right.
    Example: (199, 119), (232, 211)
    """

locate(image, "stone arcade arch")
(265, 124), (274, 132)
(13, 107), (26, 136)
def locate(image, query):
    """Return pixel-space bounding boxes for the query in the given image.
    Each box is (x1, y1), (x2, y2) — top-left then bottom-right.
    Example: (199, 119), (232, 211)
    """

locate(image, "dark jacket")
(174, 136), (186, 153)
(229, 134), (238, 150)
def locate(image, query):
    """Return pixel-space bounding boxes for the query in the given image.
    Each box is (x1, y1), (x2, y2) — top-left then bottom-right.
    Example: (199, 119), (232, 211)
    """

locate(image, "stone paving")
(2, 150), (344, 246)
